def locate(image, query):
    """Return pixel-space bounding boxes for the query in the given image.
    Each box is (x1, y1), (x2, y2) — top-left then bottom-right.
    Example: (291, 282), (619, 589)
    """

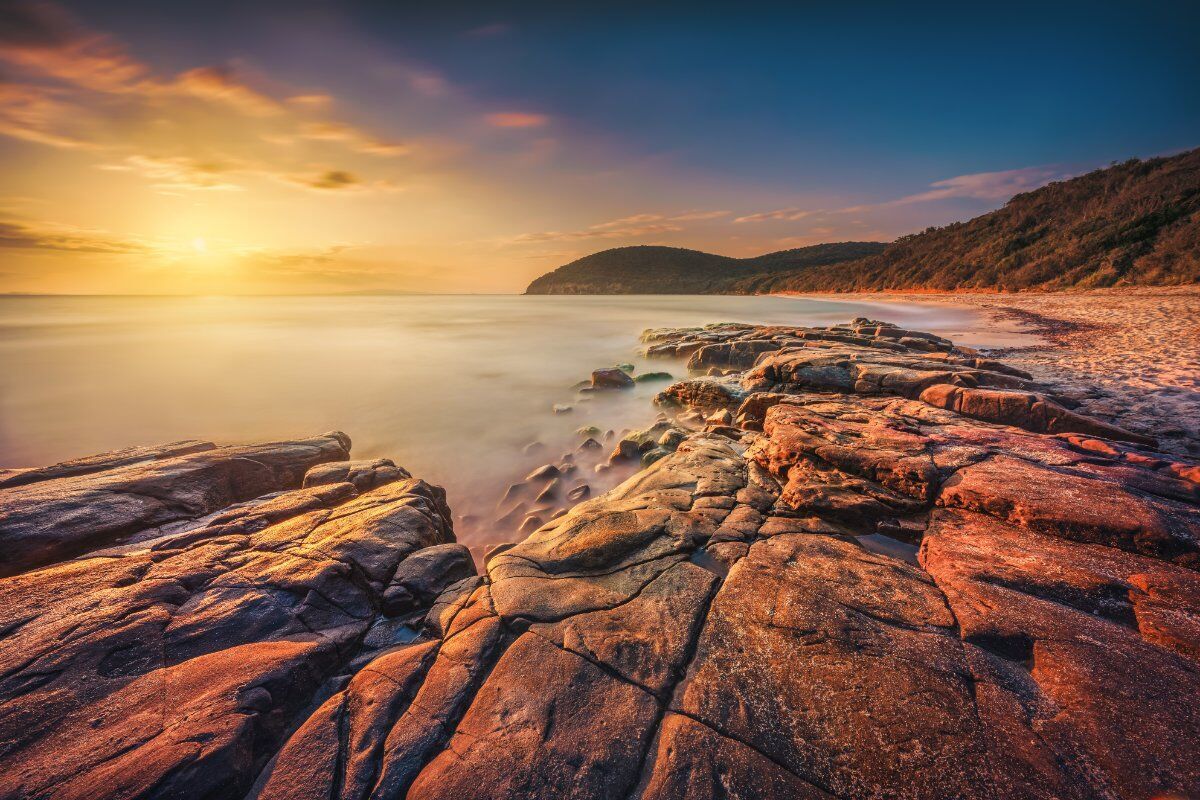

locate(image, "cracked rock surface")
(2, 318), (1199, 799)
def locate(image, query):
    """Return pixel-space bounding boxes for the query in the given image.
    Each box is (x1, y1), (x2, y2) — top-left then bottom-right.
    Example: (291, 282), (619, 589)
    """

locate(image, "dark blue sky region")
(66, 0), (1200, 195)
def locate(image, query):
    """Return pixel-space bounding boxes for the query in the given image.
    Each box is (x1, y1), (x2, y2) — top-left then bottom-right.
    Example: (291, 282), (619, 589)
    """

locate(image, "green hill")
(522, 242), (885, 294)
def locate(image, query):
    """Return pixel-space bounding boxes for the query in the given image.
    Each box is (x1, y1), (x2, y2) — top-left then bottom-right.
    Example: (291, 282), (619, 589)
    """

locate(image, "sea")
(0, 294), (992, 545)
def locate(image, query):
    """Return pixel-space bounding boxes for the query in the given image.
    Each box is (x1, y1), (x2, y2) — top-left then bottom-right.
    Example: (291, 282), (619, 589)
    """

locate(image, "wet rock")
(303, 457), (409, 491)
(567, 483), (591, 502)
(524, 464), (562, 482)
(609, 439), (641, 463)
(577, 437), (602, 452)
(552, 403), (573, 414)
(0, 431), (353, 578)
(634, 371), (673, 383)
(591, 367), (635, 390)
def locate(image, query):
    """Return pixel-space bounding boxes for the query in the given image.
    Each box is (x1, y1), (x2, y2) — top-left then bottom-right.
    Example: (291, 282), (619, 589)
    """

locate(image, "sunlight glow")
(192, 237), (207, 254)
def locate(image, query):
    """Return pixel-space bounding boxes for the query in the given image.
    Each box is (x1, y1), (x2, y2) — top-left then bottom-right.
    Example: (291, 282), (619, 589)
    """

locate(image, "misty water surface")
(0, 294), (986, 545)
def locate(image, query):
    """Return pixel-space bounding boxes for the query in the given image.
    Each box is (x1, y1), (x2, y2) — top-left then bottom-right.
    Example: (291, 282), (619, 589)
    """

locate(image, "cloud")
(287, 93), (333, 108)
(168, 66), (282, 116)
(735, 166), (1073, 223)
(734, 207), (816, 223)
(485, 112), (549, 128)
(886, 166), (1069, 205)
(99, 155), (246, 191)
(465, 22), (513, 38)
(510, 210), (727, 243)
(302, 169), (360, 190)
(0, 215), (152, 254)
(298, 122), (410, 156)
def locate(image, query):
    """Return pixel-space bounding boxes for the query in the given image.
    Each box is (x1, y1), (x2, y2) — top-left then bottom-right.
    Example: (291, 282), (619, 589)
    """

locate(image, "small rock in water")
(609, 439), (640, 463)
(558, 462), (578, 476)
(615, 362), (635, 374)
(552, 403), (574, 414)
(591, 368), (635, 390)
(577, 437), (602, 451)
(567, 483), (591, 501)
(535, 479), (561, 504)
(499, 482), (529, 507)
(594, 463), (611, 475)
(522, 441), (546, 455)
(576, 425), (602, 437)
(603, 429), (615, 441)
(495, 501), (528, 529)
(518, 514), (544, 535)
(524, 464), (561, 482)
(634, 371), (673, 383)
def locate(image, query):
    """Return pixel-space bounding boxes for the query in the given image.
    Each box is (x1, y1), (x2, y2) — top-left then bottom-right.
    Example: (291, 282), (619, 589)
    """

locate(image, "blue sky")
(1, 0), (1196, 292)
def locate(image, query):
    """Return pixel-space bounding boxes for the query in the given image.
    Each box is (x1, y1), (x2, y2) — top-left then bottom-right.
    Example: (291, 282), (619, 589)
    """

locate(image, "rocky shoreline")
(2, 318), (1199, 799)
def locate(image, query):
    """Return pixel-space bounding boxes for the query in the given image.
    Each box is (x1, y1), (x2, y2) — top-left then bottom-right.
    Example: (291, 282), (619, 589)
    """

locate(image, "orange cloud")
(0, 214), (154, 254)
(511, 209), (730, 243)
(299, 122), (411, 156)
(168, 66), (282, 117)
(485, 112), (549, 128)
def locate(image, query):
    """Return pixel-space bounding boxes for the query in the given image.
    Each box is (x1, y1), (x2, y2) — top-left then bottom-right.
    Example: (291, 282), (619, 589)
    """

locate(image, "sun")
(191, 237), (207, 254)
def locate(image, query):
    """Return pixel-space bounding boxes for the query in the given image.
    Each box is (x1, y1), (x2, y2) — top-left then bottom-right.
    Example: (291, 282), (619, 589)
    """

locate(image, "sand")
(786, 287), (1200, 457)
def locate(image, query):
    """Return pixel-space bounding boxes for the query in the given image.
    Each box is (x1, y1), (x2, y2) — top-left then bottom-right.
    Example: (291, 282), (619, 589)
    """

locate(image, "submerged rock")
(591, 367), (635, 390)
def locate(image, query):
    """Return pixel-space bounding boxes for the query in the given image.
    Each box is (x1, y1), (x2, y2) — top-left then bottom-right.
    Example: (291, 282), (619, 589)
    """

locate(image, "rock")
(634, 371), (673, 383)
(518, 513), (545, 535)
(302, 457), (410, 491)
(523, 441), (546, 455)
(0, 435), (460, 799)
(524, 464), (562, 482)
(567, 483), (591, 501)
(577, 437), (602, 452)
(534, 478), (562, 504)
(575, 425), (602, 437)
(609, 439), (641, 463)
(552, 403), (573, 414)
(0, 431), (353, 578)
(616, 362), (636, 374)
(382, 543), (477, 615)
(591, 367), (635, 390)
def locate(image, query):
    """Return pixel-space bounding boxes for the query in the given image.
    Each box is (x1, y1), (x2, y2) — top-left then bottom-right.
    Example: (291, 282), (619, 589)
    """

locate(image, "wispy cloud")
(0, 215), (154, 254)
(510, 210), (727, 243)
(485, 112), (549, 129)
(298, 122), (410, 156)
(99, 155), (246, 192)
(734, 207), (816, 223)
(465, 22), (513, 38)
(878, 166), (1068, 206)
(736, 166), (1072, 223)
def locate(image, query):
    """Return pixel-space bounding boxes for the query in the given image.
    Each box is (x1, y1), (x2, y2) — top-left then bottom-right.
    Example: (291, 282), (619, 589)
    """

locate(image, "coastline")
(777, 286), (1200, 455)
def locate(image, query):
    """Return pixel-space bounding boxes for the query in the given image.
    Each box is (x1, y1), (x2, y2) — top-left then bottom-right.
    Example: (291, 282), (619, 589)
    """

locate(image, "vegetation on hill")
(522, 242), (885, 294)
(525, 147), (1200, 294)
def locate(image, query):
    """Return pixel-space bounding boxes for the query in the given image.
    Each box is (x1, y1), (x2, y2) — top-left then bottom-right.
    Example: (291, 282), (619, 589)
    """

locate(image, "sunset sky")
(1, 0), (1197, 294)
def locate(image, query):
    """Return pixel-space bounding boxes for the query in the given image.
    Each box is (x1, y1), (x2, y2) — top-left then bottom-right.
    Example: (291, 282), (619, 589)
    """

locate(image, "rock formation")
(2, 319), (1198, 799)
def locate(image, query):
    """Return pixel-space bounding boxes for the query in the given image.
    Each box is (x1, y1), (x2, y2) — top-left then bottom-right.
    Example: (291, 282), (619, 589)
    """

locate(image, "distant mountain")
(522, 242), (886, 294)
(525, 147), (1200, 295)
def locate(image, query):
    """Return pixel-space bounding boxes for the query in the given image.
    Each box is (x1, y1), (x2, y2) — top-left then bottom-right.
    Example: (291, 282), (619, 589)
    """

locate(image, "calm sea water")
(0, 294), (986, 545)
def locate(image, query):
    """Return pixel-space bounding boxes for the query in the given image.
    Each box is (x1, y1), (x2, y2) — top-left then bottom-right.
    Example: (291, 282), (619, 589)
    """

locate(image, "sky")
(0, 0), (1197, 294)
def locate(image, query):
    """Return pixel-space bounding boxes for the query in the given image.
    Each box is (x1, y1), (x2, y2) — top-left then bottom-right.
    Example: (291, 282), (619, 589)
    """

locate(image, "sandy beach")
(791, 286), (1200, 456)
